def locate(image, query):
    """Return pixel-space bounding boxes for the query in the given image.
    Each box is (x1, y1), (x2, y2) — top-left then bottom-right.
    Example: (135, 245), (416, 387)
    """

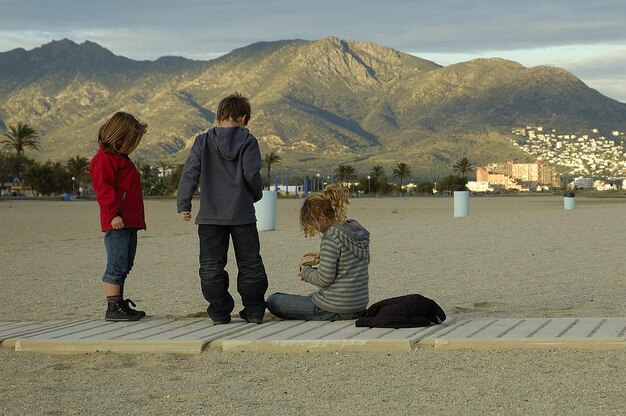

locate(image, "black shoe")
(211, 316), (231, 325)
(209, 307), (231, 325)
(123, 299), (146, 318)
(239, 310), (263, 324)
(105, 300), (143, 322)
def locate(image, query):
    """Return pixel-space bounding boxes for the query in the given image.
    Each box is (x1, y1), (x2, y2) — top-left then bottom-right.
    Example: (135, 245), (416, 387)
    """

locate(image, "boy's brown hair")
(216, 92), (251, 125)
(300, 184), (349, 237)
(98, 111), (147, 154)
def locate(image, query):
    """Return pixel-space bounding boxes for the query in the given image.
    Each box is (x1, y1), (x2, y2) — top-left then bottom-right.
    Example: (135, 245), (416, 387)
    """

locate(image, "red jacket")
(89, 146), (146, 232)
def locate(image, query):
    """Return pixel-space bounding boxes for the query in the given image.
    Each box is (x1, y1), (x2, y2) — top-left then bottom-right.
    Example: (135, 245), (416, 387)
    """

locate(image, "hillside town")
(467, 161), (560, 192)
(460, 126), (626, 193)
(506, 126), (626, 190)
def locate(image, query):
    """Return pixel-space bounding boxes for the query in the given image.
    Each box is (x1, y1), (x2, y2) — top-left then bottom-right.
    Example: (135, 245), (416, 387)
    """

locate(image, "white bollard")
(453, 190), (469, 217)
(254, 190), (277, 231)
(563, 192), (575, 210)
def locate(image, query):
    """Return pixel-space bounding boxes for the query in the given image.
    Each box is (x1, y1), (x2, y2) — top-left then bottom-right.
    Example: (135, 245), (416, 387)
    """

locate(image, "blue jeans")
(198, 224), (268, 320)
(267, 293), (362, 321)
(103, 229), (138, 285)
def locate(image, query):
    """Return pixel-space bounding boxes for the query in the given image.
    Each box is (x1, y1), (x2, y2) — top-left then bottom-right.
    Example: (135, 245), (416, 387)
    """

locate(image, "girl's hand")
(301, 252), (320, 265)
(181, 211), (192, 221)
(299, 264), (305, 281)
(111, 216), (124, 229)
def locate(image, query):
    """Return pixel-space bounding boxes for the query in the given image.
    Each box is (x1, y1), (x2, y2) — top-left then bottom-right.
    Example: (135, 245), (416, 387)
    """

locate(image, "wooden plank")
(560, 318), (606, 338)
(290, 321), (355, 340)
(468, 319), (525, 339)
(499, 319), (551, 339)
(589, 318), (626, 338)
(530, 318), (578, 339)
(428, 318), (496, 339)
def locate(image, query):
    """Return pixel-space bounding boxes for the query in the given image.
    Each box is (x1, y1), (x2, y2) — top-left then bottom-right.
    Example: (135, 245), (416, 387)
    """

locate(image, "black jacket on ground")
(355, 294), (446, 328)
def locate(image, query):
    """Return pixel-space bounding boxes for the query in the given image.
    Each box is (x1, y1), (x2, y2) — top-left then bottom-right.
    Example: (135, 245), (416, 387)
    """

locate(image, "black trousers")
(198, 223), (268, 319)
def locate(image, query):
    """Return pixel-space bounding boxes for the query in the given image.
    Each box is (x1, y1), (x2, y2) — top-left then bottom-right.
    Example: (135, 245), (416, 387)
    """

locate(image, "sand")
(1, 195), (625, 415)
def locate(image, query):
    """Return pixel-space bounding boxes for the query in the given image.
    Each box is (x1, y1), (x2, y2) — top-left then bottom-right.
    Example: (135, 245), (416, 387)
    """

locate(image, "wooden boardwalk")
(1, 317), (625, 354)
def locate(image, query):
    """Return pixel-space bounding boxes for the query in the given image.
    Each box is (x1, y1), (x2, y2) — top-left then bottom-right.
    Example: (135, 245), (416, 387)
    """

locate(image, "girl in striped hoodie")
(267, 185), (370, 320)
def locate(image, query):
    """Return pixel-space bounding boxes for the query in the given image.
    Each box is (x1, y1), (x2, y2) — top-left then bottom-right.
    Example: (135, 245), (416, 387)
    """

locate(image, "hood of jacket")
(327, 219), (370, 259)
(208, 126), (251, 161)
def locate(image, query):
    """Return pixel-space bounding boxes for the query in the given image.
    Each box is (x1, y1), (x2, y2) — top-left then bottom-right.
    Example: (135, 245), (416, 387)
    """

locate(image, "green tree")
(436, 175), (468, 194)
(453, 157), (474, 178)
(334, 163), (356, 187)
(417, 182), (435, 195)
(2, 123), (40, 179)
(25, 161), (71, 196)
(157, 160), (172, 188)
(168, 163), (185, 195)
(66, 155), (89, 193)
(51, 161), (71, 193)
(392, 162), (412, 192)
(370, 165), (385, 181)
(2, 123), (40, 156)
(369, 165), (387, 195)
(0, 153), (9, 182)
(139, 163), (165, 196)
(0, 153), (32, 185)
(261, 152), (281, 189)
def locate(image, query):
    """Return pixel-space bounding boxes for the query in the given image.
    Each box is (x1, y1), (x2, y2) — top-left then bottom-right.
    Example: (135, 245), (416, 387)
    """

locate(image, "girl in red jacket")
(89, 111), (147, 321)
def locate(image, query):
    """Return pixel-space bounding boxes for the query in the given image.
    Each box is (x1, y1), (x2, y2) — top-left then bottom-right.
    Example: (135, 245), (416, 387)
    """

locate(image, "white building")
(466, 181), (493, 192)
(572, 177), (595, 189)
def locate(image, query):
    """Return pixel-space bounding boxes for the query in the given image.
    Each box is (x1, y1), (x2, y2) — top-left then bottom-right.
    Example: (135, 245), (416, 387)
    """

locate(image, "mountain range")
(1, 37), (625, 178)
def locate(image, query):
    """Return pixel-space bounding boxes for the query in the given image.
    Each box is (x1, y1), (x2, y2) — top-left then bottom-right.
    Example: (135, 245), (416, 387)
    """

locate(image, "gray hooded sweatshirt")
(177, 126), (263, 225)
(302, 219), (370, 314)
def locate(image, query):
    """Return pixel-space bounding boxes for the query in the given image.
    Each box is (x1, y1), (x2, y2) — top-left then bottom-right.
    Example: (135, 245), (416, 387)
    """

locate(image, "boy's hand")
(180, 211), (192, 221)
(111, 216), (124, 229)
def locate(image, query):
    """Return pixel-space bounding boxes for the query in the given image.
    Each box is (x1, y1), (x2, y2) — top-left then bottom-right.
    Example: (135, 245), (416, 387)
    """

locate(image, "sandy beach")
(1, 195), (625, 415)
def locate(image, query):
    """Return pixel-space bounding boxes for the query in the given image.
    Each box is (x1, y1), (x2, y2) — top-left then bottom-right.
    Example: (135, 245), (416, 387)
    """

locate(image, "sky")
(1, 0), (625, 102)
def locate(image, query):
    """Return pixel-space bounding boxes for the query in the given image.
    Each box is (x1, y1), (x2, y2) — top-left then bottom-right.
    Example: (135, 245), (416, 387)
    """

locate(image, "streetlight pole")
(71, 176), (76, 195)
(367, 175), (371, 196)
(316, 173), (321, 192)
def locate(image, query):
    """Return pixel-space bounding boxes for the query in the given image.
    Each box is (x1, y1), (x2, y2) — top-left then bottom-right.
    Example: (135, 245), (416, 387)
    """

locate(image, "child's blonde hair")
(300, 184), (349, 237)
(98, 111), (147, 154)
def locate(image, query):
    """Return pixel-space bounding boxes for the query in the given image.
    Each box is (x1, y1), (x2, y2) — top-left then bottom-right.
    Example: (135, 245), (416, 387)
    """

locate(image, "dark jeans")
(102, 229), (138, 285)
(198, 223), (268, 320)
(267, 293), (364, 321)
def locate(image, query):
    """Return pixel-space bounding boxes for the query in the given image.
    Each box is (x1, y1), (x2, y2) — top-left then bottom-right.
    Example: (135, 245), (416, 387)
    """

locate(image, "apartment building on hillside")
(470, 161), (560, 192)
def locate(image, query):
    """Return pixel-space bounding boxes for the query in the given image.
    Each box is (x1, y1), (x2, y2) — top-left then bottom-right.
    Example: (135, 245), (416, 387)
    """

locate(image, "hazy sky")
(1, 0), (625, 102)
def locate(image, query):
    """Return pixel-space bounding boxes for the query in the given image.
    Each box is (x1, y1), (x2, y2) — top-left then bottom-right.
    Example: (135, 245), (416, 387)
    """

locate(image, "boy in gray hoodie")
(177, 93), (268, 324)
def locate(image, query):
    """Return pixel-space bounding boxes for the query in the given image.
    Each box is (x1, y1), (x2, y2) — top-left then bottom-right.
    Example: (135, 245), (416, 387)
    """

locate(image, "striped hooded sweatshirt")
(302, 219), (370, 314)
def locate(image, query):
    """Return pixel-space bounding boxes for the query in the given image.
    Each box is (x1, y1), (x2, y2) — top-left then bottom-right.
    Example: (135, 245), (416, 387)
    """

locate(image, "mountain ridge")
(1, 37), (625, 178)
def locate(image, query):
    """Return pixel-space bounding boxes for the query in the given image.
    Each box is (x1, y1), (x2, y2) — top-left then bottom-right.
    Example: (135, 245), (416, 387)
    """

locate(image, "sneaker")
(239, 309), (264, 324)
(123, 299), (146, 318)
(105, 300), (143, 322)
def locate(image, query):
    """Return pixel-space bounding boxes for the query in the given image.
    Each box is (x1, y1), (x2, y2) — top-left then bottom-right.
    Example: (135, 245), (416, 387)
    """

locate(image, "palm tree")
(370, 165), (385, 181)
(369, 165), (386, 194)
(453, 157), (474, 178)
(66, 156), (89, 193)
(2, 122), (40, 157)
(261, 152), (281, 188)
(334, 163), (356, 188)
(392, 162), (412, 191)
(2, 123), (39, 180)
(158, 160), (172, 187)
